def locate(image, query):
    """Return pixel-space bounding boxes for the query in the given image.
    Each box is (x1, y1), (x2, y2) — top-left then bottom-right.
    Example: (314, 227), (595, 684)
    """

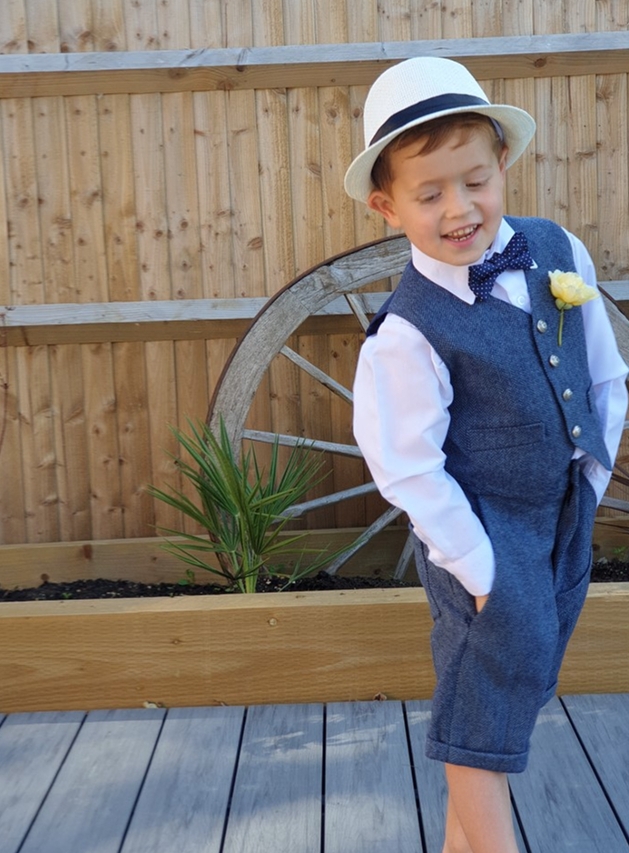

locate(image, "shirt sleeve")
(564, 230), (629, 501)
(353, 313), (495, 596)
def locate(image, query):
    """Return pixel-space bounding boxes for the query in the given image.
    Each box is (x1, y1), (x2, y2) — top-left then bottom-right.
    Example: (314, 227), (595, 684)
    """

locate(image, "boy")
(345, 57), (628, 853)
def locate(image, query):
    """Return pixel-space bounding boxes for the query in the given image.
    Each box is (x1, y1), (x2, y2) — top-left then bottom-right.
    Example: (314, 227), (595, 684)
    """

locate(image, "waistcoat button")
(549, 354), (560, 367)
(562, 388), (573, 401)
(536, 320), (548, 333)
(571, 425), (582, 438)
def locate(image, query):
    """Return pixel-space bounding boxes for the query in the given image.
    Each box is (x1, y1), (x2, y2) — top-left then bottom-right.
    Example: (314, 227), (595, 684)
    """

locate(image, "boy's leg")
(444, 763), (519, 853)
(443, 793), (472, 853)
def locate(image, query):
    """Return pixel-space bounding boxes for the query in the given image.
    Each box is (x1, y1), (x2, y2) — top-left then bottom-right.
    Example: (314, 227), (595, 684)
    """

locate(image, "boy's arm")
(353, 314), (495, 597)
(567, 231), (629, 498)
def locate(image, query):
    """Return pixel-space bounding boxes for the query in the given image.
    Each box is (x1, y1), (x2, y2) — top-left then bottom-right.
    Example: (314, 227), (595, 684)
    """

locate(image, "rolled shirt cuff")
(578, 455), (612, 506)
(425, 534), (495, 596)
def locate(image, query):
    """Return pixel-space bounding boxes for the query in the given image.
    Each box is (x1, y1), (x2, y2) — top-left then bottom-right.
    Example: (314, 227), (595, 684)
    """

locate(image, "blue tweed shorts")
(414, 461), (597, 773)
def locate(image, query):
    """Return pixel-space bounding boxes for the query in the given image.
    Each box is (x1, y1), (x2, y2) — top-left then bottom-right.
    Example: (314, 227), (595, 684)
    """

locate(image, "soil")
(1, 558), (627, 602)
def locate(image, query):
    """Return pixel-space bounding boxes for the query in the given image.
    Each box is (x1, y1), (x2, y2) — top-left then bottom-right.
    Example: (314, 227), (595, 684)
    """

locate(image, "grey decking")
(1, 695), (628, 853)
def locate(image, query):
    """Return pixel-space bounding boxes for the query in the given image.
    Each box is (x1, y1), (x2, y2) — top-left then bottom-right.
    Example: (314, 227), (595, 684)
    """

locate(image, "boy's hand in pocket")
(475, 594), (489, 614)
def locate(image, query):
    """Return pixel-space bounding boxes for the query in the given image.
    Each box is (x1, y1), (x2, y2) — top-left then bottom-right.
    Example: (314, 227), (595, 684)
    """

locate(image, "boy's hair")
(370, 112), (506, 194)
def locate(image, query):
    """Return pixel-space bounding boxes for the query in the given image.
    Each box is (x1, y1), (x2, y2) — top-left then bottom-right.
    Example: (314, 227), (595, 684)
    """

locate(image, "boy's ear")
(499, 146), (509, 174)
(367, 190), (401, 228)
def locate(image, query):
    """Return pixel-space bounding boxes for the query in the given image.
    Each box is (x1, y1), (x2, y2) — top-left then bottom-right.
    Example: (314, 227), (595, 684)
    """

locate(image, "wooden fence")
(0, 1), (628, 563)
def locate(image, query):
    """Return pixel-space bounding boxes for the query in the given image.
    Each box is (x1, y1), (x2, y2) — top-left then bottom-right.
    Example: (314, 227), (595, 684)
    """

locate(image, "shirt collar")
(410, 219), (518, 305)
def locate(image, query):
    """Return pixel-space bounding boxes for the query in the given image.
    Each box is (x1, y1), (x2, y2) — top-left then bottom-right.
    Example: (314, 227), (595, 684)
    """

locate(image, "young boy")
(345, 57), (628, 853)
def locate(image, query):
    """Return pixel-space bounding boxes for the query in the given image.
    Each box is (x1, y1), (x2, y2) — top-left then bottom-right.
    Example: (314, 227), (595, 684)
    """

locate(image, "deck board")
(0, 711), (84, 853)
(509, 697), (629, 853)
(17, 709), (164, 853)
(405, 700), (446, 853)
(324, 700), (422, 853)
(222, 704), (323, 853)
(562, 693), (629, 837)
(121, 706), (245, 853)
(1, 695), (627, 853)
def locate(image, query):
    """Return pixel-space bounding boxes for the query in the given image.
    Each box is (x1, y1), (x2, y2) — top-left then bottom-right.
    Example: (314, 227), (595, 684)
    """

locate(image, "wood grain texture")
(0, 588), (435, 712)
(566, 12), (597, 252)
(122, 706), (245, 853)
(510, 697), (628, 853)
(0, 347), (25, 544)
(0, 710), (84, 853)
(2, 581), (629, 713)
(1, 95), (56, 542)
(559, 582), (629, 694)
(28, 0), (90, 541)
(0, 0), (27, 55)
(17, 708), (164, 853)
(2, 693), (629, 853)
(223, 704), (323, 853)
(562, 693), (629, 837)
(113, 341), (153, 537)
(324, 700), (422, 853)
(405, 700), (447, 853)
(3, 34), (629, 97)
(0, 526), (408, 587)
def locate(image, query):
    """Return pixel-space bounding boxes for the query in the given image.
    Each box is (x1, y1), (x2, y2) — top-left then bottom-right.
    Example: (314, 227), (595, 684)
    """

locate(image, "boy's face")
(367, 129), (508, 267)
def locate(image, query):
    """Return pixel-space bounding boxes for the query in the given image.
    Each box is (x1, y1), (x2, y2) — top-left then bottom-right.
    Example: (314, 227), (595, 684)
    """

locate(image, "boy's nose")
(445, 187), (474, 218)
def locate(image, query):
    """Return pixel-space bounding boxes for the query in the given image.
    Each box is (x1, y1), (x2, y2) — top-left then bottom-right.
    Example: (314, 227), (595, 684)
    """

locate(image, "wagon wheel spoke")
(323, 504), (406, 575)
(599, 497), (629, 514)
(393, 531), (416, 581)
(243, 429), (362, 458)
(344, 293), (371, 332)
(281, 482), (379, 519)
(280, 345), (353, 405)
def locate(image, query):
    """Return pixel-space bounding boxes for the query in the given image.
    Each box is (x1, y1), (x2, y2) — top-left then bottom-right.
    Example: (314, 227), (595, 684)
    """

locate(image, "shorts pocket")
(553, 567), (591, 672)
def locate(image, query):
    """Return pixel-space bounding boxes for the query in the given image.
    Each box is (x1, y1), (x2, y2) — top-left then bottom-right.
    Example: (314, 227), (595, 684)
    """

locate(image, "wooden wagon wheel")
(207, 234), (415, 578)
(207, 234), (629, 577)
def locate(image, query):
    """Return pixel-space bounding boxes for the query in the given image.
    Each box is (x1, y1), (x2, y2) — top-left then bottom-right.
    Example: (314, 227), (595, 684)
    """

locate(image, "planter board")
(1, 583), (628, 714)
(0, 517), (625, 589)
(0, 529), (409, 590)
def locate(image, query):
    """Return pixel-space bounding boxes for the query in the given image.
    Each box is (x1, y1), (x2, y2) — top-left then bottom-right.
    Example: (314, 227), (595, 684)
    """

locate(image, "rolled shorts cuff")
(426, 736), (529, 774)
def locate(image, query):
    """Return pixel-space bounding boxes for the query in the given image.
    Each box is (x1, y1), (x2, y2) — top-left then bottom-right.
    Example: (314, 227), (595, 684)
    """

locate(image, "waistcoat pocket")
(464, 421), (545, 451)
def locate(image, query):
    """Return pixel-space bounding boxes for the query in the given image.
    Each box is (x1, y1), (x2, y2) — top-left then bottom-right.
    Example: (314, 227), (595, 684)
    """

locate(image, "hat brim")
(344, 103), (536, 203)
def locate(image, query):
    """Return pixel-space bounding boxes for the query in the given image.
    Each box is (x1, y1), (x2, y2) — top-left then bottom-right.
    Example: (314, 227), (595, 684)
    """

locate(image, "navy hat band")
(369, 93), (491, 146)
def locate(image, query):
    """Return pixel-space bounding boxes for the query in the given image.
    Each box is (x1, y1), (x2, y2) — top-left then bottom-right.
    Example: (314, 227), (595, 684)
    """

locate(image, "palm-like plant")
(148, 419), (338, 593)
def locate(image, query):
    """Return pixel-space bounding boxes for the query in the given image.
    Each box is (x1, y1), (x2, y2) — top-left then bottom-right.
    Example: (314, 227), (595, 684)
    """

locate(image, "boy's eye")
(467, 179), (488, 189)
(419, 193), (440, 203)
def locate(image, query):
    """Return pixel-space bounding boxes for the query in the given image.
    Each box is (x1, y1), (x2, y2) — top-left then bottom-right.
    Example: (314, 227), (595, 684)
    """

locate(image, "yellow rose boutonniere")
(549, 270), (599, 346)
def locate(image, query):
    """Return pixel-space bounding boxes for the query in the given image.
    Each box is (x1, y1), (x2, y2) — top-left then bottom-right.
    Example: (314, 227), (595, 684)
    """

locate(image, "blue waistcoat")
(367, 216), (611, 503)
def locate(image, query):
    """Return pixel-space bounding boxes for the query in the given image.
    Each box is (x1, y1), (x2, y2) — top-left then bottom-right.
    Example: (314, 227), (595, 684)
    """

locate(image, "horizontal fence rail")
(0, 293), (389, 345)
(0, 283), (626, 345)
(1, 32), (628, 98)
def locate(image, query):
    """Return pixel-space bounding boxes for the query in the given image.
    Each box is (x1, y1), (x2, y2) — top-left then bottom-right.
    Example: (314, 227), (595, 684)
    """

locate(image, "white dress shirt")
(353, 219), (628, 596)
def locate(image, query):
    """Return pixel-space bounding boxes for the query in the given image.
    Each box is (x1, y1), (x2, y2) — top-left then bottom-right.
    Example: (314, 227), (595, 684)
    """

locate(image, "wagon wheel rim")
(206, 234), (415, 578)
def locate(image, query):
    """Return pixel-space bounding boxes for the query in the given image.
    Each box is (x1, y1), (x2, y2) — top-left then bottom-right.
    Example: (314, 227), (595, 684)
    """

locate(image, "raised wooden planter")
(1, 579), (628, 714)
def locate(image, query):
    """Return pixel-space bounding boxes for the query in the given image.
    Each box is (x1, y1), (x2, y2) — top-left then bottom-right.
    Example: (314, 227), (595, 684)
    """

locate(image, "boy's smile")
(368, 130), (508, 268)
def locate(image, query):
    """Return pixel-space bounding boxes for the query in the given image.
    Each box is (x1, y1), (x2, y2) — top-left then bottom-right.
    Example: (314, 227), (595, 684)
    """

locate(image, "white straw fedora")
(344, 56), (536, 203)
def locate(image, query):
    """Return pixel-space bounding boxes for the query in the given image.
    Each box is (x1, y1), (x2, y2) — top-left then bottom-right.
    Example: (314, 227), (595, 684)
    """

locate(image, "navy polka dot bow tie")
(468, 232), (534, 302)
